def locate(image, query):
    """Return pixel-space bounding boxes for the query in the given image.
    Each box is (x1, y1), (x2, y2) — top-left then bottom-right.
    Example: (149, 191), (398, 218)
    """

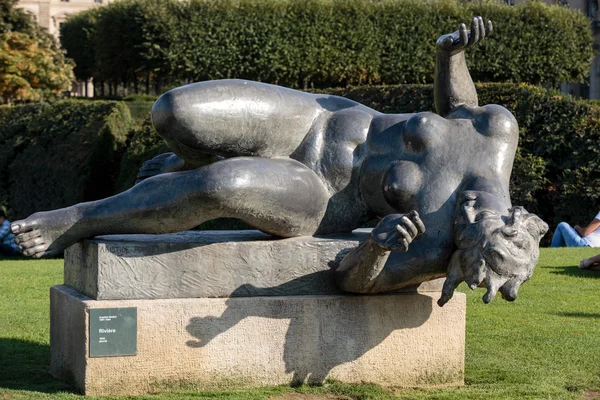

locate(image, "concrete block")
(64, 230), (443, 300)
(50, 285), (466, 396)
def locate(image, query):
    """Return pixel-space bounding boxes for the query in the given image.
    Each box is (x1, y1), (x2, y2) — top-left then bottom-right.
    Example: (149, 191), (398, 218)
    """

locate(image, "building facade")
(16, 0), (115, 96)
(16, 0), (114, 38)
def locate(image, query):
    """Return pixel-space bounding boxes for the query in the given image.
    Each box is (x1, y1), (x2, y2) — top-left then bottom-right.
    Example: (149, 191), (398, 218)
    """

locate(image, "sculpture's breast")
(402, 112), (449, 155)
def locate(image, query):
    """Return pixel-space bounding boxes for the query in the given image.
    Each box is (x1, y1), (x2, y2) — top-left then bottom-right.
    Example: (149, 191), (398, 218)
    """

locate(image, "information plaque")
(89, 307), (137, 357)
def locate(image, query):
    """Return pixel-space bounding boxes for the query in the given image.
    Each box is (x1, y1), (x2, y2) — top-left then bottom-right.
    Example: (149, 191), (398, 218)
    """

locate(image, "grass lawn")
(1, 248), (599, 399)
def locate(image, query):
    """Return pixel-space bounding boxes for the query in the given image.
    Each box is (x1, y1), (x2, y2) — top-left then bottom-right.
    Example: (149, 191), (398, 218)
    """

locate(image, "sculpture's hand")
(370, 211), (426, 252)
(436, 17), (492, 56)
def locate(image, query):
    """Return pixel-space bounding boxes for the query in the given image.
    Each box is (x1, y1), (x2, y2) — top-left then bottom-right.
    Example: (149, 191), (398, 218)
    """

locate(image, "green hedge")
(60, 0), (593, 91)
(0, 101), (132, 219)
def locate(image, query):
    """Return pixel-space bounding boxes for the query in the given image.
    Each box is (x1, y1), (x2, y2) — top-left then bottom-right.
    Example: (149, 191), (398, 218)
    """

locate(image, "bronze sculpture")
(12, 18), (548, 305)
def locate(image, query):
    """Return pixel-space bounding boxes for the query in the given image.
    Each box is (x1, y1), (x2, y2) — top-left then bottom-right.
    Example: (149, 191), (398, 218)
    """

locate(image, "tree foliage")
(0, 0), (73, 104)
(60, 0), (593, 92)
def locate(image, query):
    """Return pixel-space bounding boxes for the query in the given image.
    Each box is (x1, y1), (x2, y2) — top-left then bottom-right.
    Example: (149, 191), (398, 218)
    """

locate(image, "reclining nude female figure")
(12, 18), (547, 306)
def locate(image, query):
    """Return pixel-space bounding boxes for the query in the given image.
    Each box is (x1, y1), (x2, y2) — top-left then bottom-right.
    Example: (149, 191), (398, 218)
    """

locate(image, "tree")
(60, 9), (98, 95)
(0, 0), (73, 104)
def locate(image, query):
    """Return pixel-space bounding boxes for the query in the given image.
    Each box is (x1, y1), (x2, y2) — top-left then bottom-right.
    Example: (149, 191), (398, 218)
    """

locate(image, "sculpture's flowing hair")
(439, 204), (548, 306)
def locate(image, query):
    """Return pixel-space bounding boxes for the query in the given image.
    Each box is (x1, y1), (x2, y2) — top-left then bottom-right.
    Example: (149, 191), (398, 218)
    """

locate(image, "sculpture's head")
(438, 191), (548, 306)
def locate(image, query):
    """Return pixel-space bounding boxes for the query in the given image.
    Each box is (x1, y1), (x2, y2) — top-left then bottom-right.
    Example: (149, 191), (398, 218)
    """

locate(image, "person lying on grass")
(11, 18), (547, 306)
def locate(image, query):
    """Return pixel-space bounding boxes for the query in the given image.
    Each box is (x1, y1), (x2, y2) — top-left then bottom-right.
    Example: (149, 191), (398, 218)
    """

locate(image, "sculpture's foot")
(135, 152), (186, 185)
(11, 210), (82, 258)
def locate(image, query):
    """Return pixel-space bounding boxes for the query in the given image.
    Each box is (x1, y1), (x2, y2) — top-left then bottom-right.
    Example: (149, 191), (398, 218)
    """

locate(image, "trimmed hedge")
(61, 0), (594, 91)
(0, 101), (132, 219)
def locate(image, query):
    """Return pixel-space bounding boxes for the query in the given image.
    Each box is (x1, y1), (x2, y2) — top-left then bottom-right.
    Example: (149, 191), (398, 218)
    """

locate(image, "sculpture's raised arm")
(434, 17), (492, 117)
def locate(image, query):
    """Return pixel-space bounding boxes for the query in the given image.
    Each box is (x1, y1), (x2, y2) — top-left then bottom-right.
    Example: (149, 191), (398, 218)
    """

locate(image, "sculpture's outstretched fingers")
(477, 16), (485, 41)
(486, 20), (493, 36)
(459, 23), (468, 47)
(468, 17), (479, 47)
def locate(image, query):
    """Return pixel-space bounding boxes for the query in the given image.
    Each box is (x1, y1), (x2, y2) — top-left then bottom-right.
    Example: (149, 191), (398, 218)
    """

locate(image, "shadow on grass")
(543, 266), (600, 279)
(554, 312), (600, 319)
(0, 338), (74, 394)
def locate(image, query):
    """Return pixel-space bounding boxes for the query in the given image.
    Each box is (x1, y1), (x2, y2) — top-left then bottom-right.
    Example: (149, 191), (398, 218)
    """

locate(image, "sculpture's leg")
(137, 79), (335, 183)
(151, 79), (328, 166)
(12, 157), (330, 258)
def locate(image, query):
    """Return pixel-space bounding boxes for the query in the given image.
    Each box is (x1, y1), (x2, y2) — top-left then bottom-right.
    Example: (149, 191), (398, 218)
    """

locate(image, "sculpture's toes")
(14, 229), (41, 245)
(11, 219), (38, 235)
(20, 239), (49, 258)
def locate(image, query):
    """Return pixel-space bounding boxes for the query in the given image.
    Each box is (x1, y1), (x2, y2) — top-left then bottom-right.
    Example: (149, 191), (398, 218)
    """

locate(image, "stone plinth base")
(64, 230), (443, 300)
(64, 230), (369, 300)
(50, 285), (466, 396)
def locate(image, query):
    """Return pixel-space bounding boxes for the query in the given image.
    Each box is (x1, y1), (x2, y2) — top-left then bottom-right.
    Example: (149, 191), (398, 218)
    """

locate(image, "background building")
(16, 0), (114, 38)
(15, 0), (115, 96)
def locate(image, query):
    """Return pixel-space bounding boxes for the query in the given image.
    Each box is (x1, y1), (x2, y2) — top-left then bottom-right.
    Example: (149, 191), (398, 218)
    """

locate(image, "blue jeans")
(550, 222), (590, 247)
(0, 243), (19, 256)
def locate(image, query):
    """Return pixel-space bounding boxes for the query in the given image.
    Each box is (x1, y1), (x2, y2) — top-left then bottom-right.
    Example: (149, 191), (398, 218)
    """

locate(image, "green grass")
(1, 248), (599, 399)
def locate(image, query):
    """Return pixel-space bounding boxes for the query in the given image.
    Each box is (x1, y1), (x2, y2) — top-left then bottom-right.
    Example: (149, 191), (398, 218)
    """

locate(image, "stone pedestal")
(50, 231), (466, 396)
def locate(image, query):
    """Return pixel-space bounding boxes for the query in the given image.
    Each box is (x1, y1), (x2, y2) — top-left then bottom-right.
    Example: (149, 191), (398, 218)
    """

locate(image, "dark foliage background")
(59, 0), (593, 93)
(0, 101), (131, 218)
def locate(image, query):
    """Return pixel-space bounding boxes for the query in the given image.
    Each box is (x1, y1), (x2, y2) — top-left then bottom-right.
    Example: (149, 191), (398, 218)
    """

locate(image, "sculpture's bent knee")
(151, 79), (322, 158)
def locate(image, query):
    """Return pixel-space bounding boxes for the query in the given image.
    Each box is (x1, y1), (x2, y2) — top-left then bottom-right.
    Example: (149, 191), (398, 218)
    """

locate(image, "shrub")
(0, 101), (132, 219)
(0, 0), (73, 104)
(60, 0), (593, 92)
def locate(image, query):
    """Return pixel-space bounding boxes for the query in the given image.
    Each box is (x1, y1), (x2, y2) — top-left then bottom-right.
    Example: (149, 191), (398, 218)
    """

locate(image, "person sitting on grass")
(551, 200), (600, 248)
(0, 210), (21, 257)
